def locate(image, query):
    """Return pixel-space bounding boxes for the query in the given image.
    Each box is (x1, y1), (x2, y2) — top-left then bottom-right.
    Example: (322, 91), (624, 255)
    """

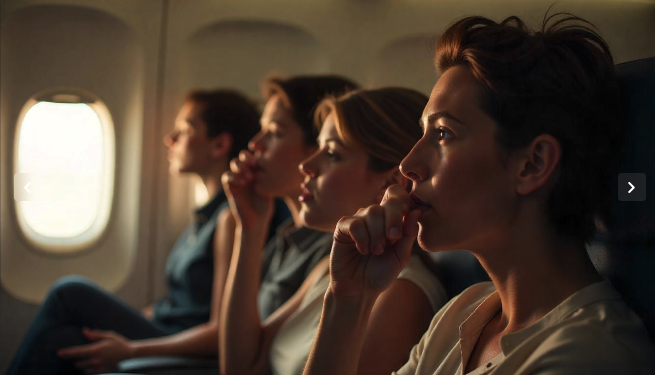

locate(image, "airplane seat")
(110, 57), (655, 374)
(587, 56), (655, 341)
(426, 250), (490, 299)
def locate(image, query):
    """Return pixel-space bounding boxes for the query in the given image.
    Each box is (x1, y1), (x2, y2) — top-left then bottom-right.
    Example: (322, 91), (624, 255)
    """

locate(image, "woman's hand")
(328, 184), (421, 298)
(58, 328), (135, 374)
(222, 150), (274, 230)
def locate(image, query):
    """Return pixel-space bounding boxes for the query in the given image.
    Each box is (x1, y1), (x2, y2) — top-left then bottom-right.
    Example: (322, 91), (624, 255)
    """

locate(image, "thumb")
(391, 209), (421, 262)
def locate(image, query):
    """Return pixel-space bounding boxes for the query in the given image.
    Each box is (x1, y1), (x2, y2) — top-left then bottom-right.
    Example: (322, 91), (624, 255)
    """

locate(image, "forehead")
(176, 102), (203, 125)
(261, 94), (294, 125)
(318, 113), (338, 140)
(424, 66), (486, 124)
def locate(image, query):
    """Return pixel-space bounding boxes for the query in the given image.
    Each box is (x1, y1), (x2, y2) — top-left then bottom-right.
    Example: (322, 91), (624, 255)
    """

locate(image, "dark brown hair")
(185, 89), (260, 160)
(262, 75), (359, 145)
(434, 13), (620, 244)
(315, 88), (427, 175)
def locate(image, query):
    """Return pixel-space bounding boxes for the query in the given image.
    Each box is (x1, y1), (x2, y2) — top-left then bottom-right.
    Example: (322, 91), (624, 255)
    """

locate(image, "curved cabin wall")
(0, 0), (164, 369)
(1, 0), (655, 371)
(1, 5), (143, 302)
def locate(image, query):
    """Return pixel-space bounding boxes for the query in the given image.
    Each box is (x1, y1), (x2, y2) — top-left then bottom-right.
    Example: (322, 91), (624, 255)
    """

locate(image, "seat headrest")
(600, 57), (655, 243)
(427, 250), (489, 299)
(589, 57), (655, 341)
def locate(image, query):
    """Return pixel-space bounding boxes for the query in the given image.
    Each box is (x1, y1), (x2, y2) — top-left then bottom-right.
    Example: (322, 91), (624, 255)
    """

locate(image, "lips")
(409, 193), (431, 212)
(299, 183), (314, 203)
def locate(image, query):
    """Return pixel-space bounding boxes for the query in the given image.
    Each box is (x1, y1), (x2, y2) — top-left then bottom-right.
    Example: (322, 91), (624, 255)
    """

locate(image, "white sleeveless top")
(269, 255), (448, 375)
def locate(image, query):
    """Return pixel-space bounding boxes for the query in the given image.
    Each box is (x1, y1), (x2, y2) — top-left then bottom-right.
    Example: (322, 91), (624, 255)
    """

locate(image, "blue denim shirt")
(154, 193), (290, 331)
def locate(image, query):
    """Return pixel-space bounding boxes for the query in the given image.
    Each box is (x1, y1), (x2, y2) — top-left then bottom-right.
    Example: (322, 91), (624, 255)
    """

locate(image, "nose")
(399, 140), (428, 183)
(248, 131), (266, 153)
(299, 151), (319, 178)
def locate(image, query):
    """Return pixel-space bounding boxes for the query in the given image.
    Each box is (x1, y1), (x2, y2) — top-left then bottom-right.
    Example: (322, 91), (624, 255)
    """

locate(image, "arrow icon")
(24, 182), (31, 193)
(628, 182), (635, 194)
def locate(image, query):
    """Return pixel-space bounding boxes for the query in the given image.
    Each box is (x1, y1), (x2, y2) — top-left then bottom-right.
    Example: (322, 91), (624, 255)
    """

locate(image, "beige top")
(270, 255), (448, 375)
(393, 280), (655, 375)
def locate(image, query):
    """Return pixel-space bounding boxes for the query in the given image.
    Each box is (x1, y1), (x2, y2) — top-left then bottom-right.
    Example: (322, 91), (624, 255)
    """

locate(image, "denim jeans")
(7, 276), (177, 375)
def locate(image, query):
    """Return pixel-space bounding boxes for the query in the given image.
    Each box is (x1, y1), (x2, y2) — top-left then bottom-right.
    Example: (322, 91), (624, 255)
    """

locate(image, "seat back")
(428, 250), (489, 299)
(588, 57), (655, 341)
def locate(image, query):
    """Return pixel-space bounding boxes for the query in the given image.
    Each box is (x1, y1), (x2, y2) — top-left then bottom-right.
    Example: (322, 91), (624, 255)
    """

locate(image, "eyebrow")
(420, 111), (466, 130)
(321, 137), (345, 146)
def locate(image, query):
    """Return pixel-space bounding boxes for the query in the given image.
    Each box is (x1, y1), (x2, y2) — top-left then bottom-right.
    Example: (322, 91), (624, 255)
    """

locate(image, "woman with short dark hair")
(303, 13), (655, 375)
(220, 87), (447, 375)
(8, 89), (268, 374)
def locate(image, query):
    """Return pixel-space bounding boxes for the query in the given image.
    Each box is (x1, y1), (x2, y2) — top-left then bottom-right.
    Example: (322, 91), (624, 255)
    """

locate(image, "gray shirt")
(258, 219), (332, 321)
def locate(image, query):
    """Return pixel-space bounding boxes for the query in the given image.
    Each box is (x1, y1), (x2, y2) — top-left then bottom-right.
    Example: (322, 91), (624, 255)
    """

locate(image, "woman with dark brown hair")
(220, 88), (447, 375)
(8, 90), (266, 374)
(303, 13), (655, 375)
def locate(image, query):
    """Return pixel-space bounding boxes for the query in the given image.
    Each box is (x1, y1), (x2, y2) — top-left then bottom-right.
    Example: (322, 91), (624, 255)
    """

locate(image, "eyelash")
(326, 149), (340, 161)
(264, 129), (281, 138)
(436, 127), (453, 142)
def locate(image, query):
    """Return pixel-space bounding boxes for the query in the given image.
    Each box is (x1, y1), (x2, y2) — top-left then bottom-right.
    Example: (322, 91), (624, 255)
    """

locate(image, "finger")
(382, 184), (412, 213)
(361, 205), (386, 255)
(58, 343), (96, 358)
(229, 158), (252, 180)
(391, 209), (422, 265)
(222, 171), (245, 191)
(239, 150), (257, 168)
(82, 327), (108, 341)
(403, 209), (421, 237)
(380, 196), (404, 241)
(334, 216), (370, 255)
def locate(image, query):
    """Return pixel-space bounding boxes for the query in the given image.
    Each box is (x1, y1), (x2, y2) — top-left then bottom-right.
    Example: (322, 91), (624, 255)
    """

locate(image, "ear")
(210, 132), (233, 160)
(515, 134), (561, 195)
(374, 167), (409, 203)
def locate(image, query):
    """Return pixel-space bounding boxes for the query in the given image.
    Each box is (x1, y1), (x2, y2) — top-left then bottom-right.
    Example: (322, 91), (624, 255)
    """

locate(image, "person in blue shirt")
(8, 89), (289, 374)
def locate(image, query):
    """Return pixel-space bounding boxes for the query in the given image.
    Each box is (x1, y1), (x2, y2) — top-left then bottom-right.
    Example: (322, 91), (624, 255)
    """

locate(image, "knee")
(46, 275), (99, 303)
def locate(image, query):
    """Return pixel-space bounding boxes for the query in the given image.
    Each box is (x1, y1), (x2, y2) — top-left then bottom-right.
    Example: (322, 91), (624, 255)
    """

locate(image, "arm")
(58, 208), (238, 371)
(220, 225), (327, 375)
(304, 185), (420, 375)
(357, 279), (433, 374)
(131, 208), (237, 357)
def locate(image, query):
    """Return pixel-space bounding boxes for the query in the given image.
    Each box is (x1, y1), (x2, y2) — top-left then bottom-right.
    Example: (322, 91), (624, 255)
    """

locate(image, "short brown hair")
(315, 88), (427, 174)
(434, 13), (620, 244)
(262, 75), (359, 145)
(185, 89), (260, 160)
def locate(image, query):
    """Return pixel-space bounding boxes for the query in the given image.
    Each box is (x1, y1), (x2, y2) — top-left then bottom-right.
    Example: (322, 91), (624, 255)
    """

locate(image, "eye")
(326, 149), (340, 161)
(436, 127), (453, 142)
(269, 127), (284, 138)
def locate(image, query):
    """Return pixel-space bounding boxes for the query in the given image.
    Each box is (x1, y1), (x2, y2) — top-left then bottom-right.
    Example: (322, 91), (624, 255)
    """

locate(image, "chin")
(416, 224), (444, 252)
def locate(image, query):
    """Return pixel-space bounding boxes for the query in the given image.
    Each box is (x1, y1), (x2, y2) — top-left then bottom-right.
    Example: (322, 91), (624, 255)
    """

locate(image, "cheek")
(268, 141), (305, 171)
(426, 150), (512, 249)
(319, 170), (374, 216)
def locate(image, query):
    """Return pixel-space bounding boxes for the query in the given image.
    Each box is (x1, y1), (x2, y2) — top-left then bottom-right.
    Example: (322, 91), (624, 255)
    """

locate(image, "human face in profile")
(248, 95), (316, 199)
(299, 113), (391, 231)
(400, 66), (517, 252)
(164, 101), (214, 176)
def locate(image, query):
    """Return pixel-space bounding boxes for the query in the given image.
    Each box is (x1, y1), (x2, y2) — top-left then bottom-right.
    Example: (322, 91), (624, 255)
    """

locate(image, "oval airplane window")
(14, 92), (115, 253)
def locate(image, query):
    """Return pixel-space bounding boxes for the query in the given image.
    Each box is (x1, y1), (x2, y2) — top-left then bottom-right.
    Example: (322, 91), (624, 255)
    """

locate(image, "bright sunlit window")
(14, 96), (115, 253)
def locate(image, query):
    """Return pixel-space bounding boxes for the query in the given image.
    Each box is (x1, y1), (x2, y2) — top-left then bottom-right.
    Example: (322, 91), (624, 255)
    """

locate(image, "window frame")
(12, 88), (116, 255)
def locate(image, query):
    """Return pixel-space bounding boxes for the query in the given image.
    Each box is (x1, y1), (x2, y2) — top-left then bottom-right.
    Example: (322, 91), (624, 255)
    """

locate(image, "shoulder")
(397, 255), (448, 312)
(525, 300), (655, 374)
